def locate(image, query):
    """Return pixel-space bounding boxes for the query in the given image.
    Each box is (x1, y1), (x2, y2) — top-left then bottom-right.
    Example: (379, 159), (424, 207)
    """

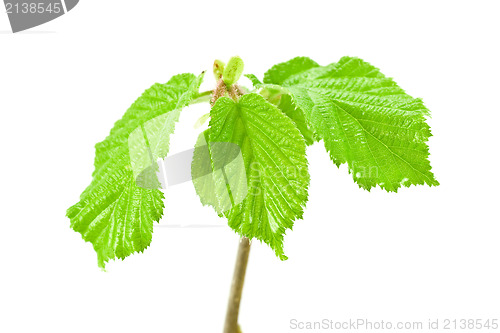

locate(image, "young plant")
(67, 56), (438, 333)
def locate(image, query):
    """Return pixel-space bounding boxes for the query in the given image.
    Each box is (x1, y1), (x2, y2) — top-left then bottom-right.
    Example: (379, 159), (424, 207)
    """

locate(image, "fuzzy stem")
(223, 237), (251, 333)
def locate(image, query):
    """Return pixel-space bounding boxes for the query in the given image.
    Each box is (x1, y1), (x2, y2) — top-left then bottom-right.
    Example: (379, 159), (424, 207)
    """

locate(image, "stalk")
(223, 237), (251, 333)
(190, 90), (212, 105)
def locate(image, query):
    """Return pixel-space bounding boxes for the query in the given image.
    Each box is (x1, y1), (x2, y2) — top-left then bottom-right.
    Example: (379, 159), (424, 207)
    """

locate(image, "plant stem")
(190, 90), (212, 105)
(223, 237), (251, 333)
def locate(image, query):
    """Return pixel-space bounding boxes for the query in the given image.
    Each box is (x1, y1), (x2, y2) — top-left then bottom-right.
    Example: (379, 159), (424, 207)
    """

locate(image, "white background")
(1, 1), (499, 332)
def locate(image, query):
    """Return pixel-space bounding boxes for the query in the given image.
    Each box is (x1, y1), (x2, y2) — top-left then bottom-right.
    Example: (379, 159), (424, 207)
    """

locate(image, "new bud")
(213, 59), (225, 81)
(223, 56), (244, 86)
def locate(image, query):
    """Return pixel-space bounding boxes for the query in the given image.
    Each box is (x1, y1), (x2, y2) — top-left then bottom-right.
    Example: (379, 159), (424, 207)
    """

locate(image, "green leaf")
(276, 94), (315, 146)
(191, 130), (223, 213)
(263, 56), (319, 85)
(267, 56), (438, 191)
(198, 93), (310, 259)
(244, 74), (262, 88)
(191, 130), (248, 215)
(67, 73), (204, 269)
(245, 73), (312, 136)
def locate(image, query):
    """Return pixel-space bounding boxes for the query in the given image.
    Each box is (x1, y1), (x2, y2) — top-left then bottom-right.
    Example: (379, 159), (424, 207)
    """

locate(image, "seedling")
(67, 56), (438, 333)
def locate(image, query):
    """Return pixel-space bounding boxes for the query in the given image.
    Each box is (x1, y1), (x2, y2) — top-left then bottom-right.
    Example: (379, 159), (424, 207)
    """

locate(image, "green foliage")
(263, 56), (319, 85)
(264, 56), (439, 191)
(244, 74), (262, 88)
(196, 94), (310, 259)
(68, 56), (438, 267)
(191, 130), (248, 215)
(276, 94), (315, 146)
(67, 73), (203, 268)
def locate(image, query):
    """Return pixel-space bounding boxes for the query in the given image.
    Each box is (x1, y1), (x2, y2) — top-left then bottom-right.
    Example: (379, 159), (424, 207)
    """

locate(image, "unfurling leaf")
(213, 59), (225, 81)
(244, 74), (262, 88)
(223, 56), (245, 86)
